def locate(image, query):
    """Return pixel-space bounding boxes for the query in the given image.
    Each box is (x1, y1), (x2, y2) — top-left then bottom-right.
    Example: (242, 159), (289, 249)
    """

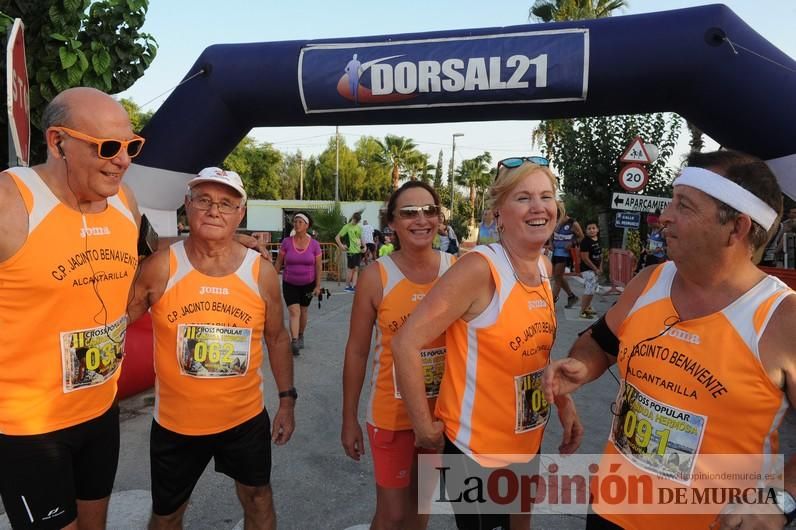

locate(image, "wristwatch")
(278, 387), (298, 401)
(774, 488), (796, 525)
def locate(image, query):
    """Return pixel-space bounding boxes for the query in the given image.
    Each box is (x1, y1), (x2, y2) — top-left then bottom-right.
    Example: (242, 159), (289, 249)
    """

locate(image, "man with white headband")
(543, 150), (796, 530)
(127, 167), (296, 530)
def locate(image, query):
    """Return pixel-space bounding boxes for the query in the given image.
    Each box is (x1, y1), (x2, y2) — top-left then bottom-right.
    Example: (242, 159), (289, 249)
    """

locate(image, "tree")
(405, 152), (435, 183)
(455, 152), (493, 225)
(433, 150), (444, 189)
(529, 0), (626, 22)
(223, 137), (284, 200)
(119, 97), (152, 133)
(536, 113), (682, 224)
(374, 135), (418, 190)
(354, 137), (391, 201)
(1, 0), (158, 164)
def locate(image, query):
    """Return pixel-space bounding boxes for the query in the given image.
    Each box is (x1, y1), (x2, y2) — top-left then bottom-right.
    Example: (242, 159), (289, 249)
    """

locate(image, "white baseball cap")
(188, 167), (247, 202)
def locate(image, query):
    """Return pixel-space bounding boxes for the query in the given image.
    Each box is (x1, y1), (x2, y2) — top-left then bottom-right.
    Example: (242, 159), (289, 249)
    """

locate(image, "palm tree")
(529, 0), (627, 22)
(375, 135), (419, 190)
(455, 153), (493, 225)
(405, 152), (436, 183)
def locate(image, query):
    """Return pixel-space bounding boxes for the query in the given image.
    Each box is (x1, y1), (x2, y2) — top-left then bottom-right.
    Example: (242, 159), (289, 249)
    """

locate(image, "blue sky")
(119, 0), (795, 166)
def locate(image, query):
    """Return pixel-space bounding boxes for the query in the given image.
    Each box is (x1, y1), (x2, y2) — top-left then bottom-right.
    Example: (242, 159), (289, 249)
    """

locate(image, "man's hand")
(341, 416), (365, 461)
(414, 420), (445, 452)
(271, 401), (295, 445)
(554, 394), (584, 455)
(542, 358), (590, 405)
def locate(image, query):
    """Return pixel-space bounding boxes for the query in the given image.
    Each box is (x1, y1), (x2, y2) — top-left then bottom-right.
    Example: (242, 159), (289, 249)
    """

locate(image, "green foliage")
(223, 137), (284, 200)
(312, 202), (347, 243)
(119, 97), (152, 133)
(529, 0), (627, 22)
(374, 134), (420, 190)
(433, 150), (444, 189)
(0, 0), (157, 164)
(626, 228), (642, 259)
(455, 152), (493, 224)
(537, 113), (683, 221)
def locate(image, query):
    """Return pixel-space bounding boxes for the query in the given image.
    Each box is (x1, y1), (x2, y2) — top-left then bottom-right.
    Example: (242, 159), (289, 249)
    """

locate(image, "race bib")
(177, 324), (252, 378)
(60, 315), (127, 393)
(393, 346), (446, 399)
(610, 381), (707, 484)
(514, 368), (550, 433)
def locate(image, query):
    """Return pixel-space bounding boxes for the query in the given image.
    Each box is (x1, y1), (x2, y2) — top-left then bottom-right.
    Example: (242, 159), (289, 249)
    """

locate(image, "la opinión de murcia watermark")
(416, 453), (785, 515)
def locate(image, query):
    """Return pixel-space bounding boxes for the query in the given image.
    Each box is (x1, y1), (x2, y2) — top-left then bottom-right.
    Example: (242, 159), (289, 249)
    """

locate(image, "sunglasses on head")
(53, 126), (145, 159)
(497, 156), (550, 173)
(396, 204), (441, 219)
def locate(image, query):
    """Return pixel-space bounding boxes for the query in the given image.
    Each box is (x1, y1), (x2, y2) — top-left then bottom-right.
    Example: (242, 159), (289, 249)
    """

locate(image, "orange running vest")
(150, 241), (266, 435)
(436, 244), (556, 466)
(594, 262), (792, 529)
(0, 167), (138, 435)
(366, 251), (455, 431)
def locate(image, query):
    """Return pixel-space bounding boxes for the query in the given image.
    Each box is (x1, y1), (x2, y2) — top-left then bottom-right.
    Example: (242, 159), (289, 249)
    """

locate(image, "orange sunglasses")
(53, 126), (145, 159)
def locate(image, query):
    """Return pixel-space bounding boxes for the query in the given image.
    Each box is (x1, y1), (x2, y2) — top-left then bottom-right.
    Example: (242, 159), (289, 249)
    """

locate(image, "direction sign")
(618, 163), (648, 192)
(619, 136), (652, 164)
(615, 211), (641, 229)
(611, 192), (672, 213)
(6, 18), (30, 166)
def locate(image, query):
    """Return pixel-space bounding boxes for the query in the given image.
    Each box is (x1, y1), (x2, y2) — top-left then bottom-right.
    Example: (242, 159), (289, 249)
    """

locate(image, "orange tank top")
(594, 262), (792, 529)
(366, 251), (454, 431)
(150, 241), (266, 435)
(0, 167), (138, 434)
(436, 244), (556, 466)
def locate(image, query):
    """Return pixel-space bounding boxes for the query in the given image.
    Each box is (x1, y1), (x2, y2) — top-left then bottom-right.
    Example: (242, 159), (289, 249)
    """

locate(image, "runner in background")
(336, 212), (364, 292)
(127, 167), (295, 530)
(379, 231), (395, 257)
(543, 150), (796, 530)
(636, 209), (667, 272)
(274, 212), (322, 356)
(361, 219), (376, 265)
(342, 182), (454, 530)
(393, 158), (583, 530)
(551, 211), (584, 308)
(477, 208), (499, 245)
(579, 221), (602, 319)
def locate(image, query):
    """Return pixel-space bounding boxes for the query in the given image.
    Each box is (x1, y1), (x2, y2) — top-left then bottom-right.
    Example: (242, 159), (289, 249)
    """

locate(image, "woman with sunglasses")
(392, 158), (583, 530)
(274, 212), (321, 356)
(342, 181), (455, 530)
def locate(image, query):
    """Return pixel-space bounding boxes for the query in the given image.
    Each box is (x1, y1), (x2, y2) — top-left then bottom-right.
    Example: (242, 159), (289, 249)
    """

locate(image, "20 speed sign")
(618, 163), (649, 193)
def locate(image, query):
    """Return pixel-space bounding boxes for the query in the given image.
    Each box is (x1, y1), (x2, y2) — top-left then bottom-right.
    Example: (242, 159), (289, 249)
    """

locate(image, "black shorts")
(366, 243), (376, 254)
(0, 403), (120, 530)
(346, 253), (362, 269)
(282, 281), (315, 307)
(551, 255), (571, 265)
(150, 408), (272, 516)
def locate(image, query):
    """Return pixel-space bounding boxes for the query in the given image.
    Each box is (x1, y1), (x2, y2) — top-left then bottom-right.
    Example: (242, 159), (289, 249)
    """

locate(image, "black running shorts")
(0, 403), (120, 530)
(150, 408), (272, 516)
(282, 281), (315, 307)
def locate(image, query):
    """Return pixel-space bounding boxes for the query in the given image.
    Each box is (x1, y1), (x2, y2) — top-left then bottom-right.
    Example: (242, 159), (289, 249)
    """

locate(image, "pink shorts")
(367, 424), (433, 488)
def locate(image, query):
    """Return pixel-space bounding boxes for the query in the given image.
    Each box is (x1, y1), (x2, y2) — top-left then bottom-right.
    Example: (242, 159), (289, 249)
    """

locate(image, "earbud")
(57, 143), (66, 159)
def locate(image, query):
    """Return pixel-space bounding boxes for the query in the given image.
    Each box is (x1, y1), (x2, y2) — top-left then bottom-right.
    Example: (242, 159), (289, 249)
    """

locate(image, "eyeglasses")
(396, 204), (441, 219)
(190, 196), (242, 214)
(497, 156), (550, 173)
(53, 126), (145, 159)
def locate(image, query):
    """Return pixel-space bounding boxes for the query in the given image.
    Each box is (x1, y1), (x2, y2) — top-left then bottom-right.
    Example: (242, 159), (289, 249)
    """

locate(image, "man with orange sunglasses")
(0, 87), (143, 530)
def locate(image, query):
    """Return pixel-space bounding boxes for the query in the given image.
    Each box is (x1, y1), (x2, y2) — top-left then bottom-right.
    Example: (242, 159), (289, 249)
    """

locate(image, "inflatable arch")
(119, 3), (796, 397)
(125, 3), (796, 233)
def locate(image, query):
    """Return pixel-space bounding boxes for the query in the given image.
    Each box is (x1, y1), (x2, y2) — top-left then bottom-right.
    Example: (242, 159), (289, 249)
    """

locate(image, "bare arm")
(580, 249), (599, 273)
(392, 252), (494, 448)
(0, 171), (29, 262)
(273, 247), (285, 274)
(121, 182), (142, 229)
(543, 265), (659, 402)
(313, 251), (322, 295)
(126, 248), (170, 323)
(341, 264), (380, 460)
(259, 258), (295, 445)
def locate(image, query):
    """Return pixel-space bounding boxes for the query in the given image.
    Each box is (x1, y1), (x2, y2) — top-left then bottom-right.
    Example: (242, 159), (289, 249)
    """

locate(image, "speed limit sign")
(618, 163), (649, 192)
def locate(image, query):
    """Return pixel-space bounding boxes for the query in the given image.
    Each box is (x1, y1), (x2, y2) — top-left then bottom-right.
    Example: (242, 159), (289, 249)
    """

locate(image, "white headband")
(673, 166), (777, 231)
(294, 213), (310, 225)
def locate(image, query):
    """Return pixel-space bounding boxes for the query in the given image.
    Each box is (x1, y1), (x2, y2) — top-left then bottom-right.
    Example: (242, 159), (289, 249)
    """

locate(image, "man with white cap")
(128, 167), (296, 530)
(543, 150), (796, 530)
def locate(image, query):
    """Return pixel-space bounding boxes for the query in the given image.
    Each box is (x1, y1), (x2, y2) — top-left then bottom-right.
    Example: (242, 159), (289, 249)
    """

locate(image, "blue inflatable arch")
(125, 3), (796, 233)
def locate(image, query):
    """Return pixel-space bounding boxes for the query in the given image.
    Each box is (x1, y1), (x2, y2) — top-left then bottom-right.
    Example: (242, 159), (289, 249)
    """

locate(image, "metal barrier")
(607, 248), (636, 294)
(265, 241), (344, 283)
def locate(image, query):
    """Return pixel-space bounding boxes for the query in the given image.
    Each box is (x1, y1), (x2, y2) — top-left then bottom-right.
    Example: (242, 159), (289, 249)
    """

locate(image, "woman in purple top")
(274, 212), (322, 355)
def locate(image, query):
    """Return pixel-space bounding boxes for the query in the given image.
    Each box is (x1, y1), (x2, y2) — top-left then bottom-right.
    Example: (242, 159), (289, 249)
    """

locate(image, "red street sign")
(619, 136), (652, 164)
(6, 19), (30, 167)
(617, 163), (649, 192)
